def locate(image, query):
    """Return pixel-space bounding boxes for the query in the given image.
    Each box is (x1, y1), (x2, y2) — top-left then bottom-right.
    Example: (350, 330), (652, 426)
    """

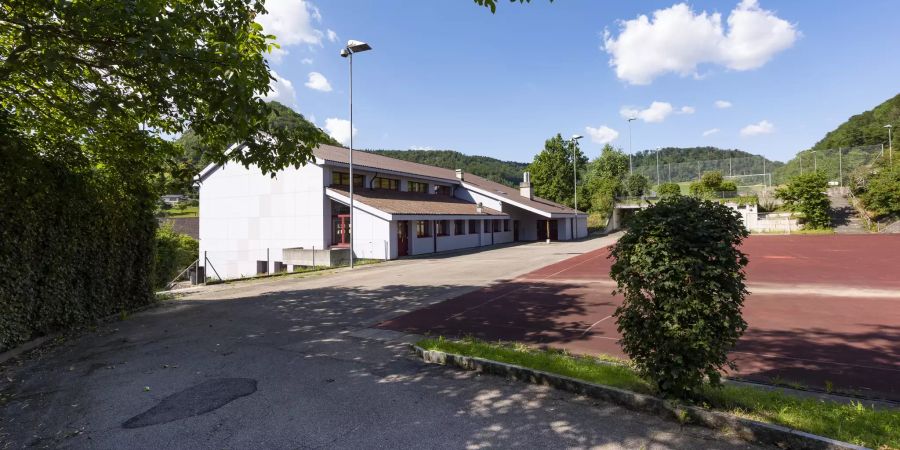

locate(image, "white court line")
(443, 286), (525, 322)
(580, 315), (613, 337)
(541, 251), (608, 280)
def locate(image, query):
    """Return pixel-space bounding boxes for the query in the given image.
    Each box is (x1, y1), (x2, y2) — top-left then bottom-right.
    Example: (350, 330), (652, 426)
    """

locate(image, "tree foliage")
(812, 93), (900, 151)
(775, 172), (831, 229)
(584, 144), (629, 215)
(857, 157), (900, 219)
(1, 0), (329, 178)
(624, 173), (649, 197)
(527, 134), (588, 209)
(154, 224), (199, 289)
(610, 196), (749, 399)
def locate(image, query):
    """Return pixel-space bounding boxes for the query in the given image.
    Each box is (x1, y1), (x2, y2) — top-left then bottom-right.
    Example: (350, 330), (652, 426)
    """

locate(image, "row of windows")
(415, 219), (510, 238)
(333, 172), (451, 195)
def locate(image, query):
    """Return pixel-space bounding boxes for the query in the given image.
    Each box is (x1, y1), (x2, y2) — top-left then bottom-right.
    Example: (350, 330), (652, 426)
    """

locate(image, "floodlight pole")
(886, 124), (893, 165)
(627, 117), (636, 174)
(570, 135), (583, 239)
(655, 147), (661, 187)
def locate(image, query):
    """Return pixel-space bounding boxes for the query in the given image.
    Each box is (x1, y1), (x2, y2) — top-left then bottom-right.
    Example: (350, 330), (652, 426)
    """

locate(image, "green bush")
(719, 180), (738, 192)
(0, 128), (155, 351)
(624, 173), (649, 197)
(775, 172), (831, 229)
(154, 225), (199, 289)
(656, 182), (681, 197)
(859, 158), (900, 218)
(610, 196), (749, 399)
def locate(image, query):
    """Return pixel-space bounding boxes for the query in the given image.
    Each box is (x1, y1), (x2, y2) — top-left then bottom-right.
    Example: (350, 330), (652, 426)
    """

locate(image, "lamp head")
(885, 124), (893, 129)
(346, 40), (372, 53)
(340, 48), (350, 58)
(571, 134), (583, 141)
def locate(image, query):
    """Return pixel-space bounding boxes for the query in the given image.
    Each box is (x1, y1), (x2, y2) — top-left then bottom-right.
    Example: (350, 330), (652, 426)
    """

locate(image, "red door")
(397, 221), (409, 257)
(332, 214), (350, 247)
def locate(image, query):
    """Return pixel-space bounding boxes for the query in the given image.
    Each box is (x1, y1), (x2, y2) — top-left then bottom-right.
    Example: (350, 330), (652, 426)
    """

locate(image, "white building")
(197, 145), (587, 279)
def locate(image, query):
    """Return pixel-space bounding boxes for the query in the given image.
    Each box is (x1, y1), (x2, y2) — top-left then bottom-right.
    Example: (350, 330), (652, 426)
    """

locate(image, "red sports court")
(379, 235), (900, 401)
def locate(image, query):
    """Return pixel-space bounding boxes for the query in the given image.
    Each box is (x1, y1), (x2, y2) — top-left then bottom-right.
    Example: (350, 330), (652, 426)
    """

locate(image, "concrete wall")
(351, 207), (391, 260)
(199, 162), (324, 280)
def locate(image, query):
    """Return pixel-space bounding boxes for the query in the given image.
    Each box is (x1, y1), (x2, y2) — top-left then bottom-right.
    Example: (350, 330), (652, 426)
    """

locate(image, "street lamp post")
(627, 117), (636, 174)
(812, 150), (817, 172)
(340, 40), (372, 269)
(571, 135), (583, 239)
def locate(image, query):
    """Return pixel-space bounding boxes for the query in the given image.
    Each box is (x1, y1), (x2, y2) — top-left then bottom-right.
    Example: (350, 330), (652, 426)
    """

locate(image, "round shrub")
(656, 182), (681, 197)
(609, 195), (749, 399)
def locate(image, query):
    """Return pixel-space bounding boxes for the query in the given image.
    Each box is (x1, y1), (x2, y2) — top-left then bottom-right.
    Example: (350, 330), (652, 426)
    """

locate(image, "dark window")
(416, 220), (431, 238)
(493, 219), (501, 232)
(468, 220), (478, 234)
(334, 171), (364, 187)
(483, 219), (490, 233)
(504, 219), (510, 231)
(434, 185), (452, 196)
(436, 220), (449, 236)
(373, 177), (399, 190)
(454, 220), (465, 235)
(408, 181), (428, 193)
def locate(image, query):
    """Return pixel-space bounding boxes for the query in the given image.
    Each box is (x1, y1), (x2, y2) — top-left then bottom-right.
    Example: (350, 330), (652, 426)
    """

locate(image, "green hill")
(366, 149), (529, 187)
(627, 147), (782, 185)
(774, 93), (899, 184)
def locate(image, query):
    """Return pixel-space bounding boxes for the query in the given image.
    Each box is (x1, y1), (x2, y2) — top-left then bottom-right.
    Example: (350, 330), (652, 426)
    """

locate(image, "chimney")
(520, 171), (533, 199)
(455, 169), (464, 181)
(476, 202), (484, 214)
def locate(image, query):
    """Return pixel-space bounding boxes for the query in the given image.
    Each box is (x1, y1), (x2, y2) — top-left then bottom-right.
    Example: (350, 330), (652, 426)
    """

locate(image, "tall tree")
(1, 0), (331, 177)
(527, 134), (588, 209)
(584, 144), (629, 215)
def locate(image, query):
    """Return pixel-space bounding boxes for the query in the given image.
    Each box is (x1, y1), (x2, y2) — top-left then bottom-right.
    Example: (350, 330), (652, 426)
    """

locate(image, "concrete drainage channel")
(412, 345), (868, 450)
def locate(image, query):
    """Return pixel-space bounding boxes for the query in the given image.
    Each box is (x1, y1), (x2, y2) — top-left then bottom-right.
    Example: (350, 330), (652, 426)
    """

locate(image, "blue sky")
(258, 0), (900, 163)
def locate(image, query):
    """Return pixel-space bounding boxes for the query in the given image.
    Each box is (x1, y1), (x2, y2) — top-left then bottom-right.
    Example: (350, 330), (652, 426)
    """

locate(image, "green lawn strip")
(417, 337), (899, 449)
(162, 206), (199, 217)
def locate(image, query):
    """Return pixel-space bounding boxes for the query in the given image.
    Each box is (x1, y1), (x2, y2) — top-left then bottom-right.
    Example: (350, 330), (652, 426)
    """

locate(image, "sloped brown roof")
(327, 187), (505, 216)
(461, 174), (579, 215)
(314, 145), (578, 215)
(314, 145), (458, 182)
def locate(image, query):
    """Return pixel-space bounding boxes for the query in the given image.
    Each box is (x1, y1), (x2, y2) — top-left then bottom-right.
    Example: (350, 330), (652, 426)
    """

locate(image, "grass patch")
(162, 205), (199, 218)
(792, 227), (836, 235)
(418, 337), (899, 449)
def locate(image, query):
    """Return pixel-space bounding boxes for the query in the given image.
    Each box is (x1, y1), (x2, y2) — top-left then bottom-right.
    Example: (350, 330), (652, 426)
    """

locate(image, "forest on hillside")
(773, 93), (899, 184)
(366, 149), (529, 187)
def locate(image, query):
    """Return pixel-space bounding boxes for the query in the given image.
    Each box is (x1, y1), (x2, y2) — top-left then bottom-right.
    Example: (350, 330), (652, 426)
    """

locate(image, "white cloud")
(740, 120), (774, 136)
(679, 106), (696, 114)
(715, 100), (733, 109)
(324, 118), (357, 145)
(262, 70), (297, 106)
(257, 0), (324, 49)
(585, 125), (620, 144)
(702, 128), (720, 137)
(603, 0), (799, 85)
(304, 72), (332, 92)
(620, 101), (674, 123)
(326, 29), (338, 43)
(301, 58), (314, 65)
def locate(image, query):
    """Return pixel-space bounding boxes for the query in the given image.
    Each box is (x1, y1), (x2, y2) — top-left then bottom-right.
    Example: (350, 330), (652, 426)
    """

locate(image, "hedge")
(0, 137), (156, 352)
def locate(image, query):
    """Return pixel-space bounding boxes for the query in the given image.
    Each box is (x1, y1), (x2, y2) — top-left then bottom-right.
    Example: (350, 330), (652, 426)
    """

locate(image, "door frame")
(397, 220), (410, 257)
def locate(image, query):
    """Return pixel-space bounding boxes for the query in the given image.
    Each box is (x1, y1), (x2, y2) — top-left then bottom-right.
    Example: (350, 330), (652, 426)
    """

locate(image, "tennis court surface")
(379, 235), (900, 401)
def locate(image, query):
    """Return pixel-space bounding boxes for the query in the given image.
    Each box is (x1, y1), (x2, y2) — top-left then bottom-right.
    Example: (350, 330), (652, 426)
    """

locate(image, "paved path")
(828, 189), (868, 234)
(0, 235), (760, 449)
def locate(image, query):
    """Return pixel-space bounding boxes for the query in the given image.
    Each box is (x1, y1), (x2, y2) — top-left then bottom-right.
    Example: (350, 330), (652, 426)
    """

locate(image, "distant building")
(197, 145), (587, 279)
(160, 194), (187, 206)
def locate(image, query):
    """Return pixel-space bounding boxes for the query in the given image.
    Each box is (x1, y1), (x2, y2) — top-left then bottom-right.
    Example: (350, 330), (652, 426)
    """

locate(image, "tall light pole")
(340, 39), (372, 269)
(627, 117), (636, 174)
(886, 124), (894, 165)
(812, 150), (817, 172)
(571, 134), (583, 239)
(655, 147), (661, 187)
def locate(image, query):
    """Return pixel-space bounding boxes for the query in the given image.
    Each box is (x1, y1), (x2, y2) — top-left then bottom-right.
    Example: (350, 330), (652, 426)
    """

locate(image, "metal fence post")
(838, 148), (843, 187)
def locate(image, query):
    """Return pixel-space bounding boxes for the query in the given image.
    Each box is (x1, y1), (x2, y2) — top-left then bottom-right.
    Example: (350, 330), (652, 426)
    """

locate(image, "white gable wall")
(199, 162), (325, 279)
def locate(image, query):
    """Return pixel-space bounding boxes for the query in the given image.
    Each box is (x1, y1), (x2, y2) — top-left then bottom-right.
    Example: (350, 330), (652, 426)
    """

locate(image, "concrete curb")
(413, 346), (868, 450)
